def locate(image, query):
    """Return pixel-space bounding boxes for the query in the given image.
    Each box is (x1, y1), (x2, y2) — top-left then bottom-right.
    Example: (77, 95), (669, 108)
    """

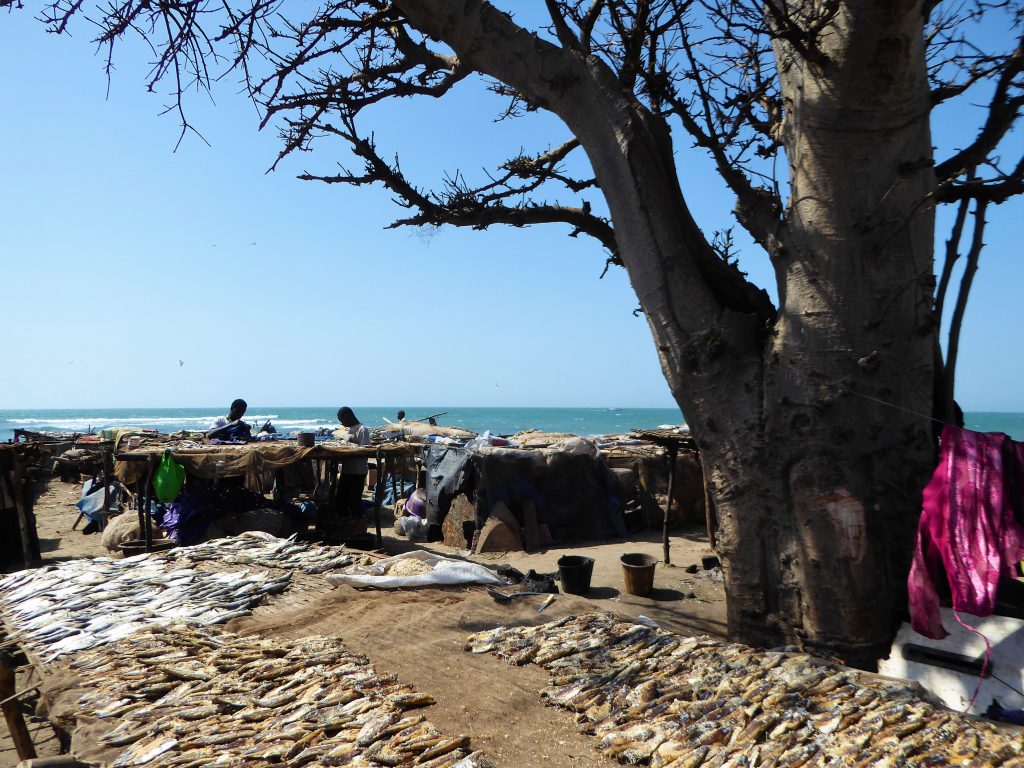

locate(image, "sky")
(0, 5), (1021, 412)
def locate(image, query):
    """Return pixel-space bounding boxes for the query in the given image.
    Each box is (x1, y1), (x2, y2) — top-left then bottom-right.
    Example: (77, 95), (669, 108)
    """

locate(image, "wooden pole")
(327, 461), (337, 510)
(0, 651), (36, 761)
(142, 457), (154, 552)
(389, 457), (398, 508)
(663, 445), (677, 565)
(102, 447), (110, 520)
(273, 469), (284, 503)
(373, 450), (385, 548)
(12, 459), (36, 568)
(135, 467), (147, 544)
(394, 454), (406, 518)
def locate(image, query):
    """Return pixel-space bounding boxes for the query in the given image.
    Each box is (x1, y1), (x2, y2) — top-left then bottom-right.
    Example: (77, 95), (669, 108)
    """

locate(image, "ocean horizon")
(3, 407), (1024, 443)
(0, 406), (684, 443)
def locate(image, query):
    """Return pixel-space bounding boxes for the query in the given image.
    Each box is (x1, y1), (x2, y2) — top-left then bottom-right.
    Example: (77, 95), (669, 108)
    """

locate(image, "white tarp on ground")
(325, 550), (503, 589)
(879, 607), (1024, 715)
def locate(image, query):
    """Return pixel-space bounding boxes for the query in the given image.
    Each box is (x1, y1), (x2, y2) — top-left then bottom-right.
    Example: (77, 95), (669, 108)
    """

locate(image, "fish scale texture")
(0, 548), (291, 661)
(69, 623), (489, 767)
(466, 612), (1024, 767)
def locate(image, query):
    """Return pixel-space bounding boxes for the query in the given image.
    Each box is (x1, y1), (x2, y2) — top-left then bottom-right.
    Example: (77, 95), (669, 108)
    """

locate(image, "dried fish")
(66, 623), (489, 768)
(467, 612), (1024, 767)
(168, 531), (356, 574)
(0, 551), (290, 661)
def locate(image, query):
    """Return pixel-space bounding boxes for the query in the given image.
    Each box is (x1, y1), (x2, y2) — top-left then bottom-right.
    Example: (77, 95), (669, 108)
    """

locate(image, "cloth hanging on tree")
(908, 424), (1024, 639)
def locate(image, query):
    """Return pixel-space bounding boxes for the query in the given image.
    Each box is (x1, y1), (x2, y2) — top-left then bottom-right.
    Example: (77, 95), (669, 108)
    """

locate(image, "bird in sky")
(178, 360), (184, 367)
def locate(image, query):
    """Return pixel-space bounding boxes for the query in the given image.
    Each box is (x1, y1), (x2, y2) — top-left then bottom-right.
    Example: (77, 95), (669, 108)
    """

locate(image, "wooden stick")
(135, 476), (147, 542)
(393, 454), (406, 518)
(12, 459), (36, 568)
(412, 411), (447, 424)
(0, 683), (39, 707)
(0, 651), (36, 760)
(142, 457), (155, 552)
(663, 445), (677, 565)
(102, 446), (110, 518)
(389, 457), (398, 516)
(373, 450), (386, 548)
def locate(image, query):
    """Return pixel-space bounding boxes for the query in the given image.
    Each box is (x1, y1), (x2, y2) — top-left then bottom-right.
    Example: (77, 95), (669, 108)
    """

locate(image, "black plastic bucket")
(558, 555), (595, 595)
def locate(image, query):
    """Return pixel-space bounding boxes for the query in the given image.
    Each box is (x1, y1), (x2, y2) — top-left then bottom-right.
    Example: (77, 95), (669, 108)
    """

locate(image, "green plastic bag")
(152, 452), (185, 503)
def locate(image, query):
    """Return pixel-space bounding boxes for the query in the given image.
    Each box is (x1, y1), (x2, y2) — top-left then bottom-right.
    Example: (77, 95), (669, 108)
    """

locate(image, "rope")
(844, 387), (949, 427)
(952, 610), (992, 712)
(0, 684), (38, 707)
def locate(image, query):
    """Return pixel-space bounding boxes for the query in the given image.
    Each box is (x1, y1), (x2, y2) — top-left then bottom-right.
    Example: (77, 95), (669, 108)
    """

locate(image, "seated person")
(206, 399), (253, 442)
(334, 406), (370, 515)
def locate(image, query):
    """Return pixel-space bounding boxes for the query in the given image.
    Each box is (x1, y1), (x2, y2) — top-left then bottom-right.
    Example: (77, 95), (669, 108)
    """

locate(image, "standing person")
(335, 406), (371, 520)
(206, 399), (252, 441)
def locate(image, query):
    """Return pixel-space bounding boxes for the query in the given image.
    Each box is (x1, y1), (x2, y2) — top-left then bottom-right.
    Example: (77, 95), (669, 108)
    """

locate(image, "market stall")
(114, 440), (418, 550)
(417, 430), (708, 554)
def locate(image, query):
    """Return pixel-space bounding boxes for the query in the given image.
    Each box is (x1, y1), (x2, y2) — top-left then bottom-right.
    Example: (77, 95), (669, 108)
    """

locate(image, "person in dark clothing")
(333, 407), (370, 521)
(206, 399), (252, 441)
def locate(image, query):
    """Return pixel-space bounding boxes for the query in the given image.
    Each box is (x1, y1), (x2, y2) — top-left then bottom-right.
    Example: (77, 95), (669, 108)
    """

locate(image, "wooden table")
(115, 441), (419, 550)
(632, 430), (702, 564)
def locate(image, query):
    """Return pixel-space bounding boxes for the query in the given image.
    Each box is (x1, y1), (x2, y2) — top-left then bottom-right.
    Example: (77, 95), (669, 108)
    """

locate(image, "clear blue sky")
(0, 7), (1020, 411)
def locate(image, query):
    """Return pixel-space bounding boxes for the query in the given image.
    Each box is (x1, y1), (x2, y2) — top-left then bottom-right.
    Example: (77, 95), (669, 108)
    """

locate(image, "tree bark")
(397, 0), (937, 666)
(707, 1), (937, 666)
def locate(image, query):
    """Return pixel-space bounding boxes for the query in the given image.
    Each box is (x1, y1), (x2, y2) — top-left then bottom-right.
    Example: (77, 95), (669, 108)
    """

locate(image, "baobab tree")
(10, 0), (1022, 666)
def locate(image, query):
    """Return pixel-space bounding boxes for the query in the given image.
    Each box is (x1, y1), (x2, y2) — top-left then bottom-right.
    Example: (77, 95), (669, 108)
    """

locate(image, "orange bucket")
(620, 552), (657, 596)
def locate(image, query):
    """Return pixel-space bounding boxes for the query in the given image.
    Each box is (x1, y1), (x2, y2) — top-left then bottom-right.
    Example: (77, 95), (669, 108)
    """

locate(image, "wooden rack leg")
(135, 478), (146, 539)
(273, 470), (284, 503)
(663, 445), (677, 566)
(394, 455), (406, 518)
(0, 651), (36, 761)
(142, 458), (155, 552)
(373, 452), (385, 549)
(12, 459), (37, 568)
(389, 458), (398, 515)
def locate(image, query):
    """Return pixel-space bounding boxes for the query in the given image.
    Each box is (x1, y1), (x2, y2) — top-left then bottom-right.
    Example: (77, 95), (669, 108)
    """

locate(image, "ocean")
(2, 407), (1023, 444)
(0, 407), (685, 443)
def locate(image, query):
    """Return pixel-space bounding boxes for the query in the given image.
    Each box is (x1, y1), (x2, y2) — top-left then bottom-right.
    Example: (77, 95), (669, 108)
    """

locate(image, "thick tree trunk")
(599, 2), (933, 666)
(401, 0), (937, 667)
(708, 2), (938, 666)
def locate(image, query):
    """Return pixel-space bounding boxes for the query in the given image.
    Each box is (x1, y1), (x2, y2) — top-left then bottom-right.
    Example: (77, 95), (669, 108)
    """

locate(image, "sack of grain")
(101, 514), (141, 553)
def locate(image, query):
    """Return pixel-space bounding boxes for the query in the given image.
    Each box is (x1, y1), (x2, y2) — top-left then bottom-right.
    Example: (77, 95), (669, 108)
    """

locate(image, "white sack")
(325, 550), (502, 589)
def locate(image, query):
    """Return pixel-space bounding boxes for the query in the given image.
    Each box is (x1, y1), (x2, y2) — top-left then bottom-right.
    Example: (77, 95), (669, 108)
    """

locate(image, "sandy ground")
(1, 479), (725, 767)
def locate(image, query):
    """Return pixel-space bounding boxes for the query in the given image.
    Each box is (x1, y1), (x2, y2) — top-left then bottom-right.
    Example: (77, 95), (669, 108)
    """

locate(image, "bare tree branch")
(936, 156), (1024, 203)
(934, 190), (971, 322)
(298, 115), (617, 255)
(943, 198), (988, 421)
(934, 35), (1024, 182)
(545, 0), (582, 50)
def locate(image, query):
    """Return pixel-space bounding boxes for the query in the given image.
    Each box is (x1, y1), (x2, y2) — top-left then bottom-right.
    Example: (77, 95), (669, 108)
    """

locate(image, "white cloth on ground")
(325, 550), (503, 589)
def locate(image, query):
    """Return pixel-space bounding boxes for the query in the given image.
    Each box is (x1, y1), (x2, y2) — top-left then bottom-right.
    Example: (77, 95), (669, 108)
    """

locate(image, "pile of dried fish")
(168, 532), (357, 574)
(0, 557), (289, 662)
(71, 623), (488, 767)
(467, 613), (1024, 767)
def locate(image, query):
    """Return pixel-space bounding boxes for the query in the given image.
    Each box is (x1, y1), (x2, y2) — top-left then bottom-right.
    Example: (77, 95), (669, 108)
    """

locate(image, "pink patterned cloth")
(908, 425), (1024, 638)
